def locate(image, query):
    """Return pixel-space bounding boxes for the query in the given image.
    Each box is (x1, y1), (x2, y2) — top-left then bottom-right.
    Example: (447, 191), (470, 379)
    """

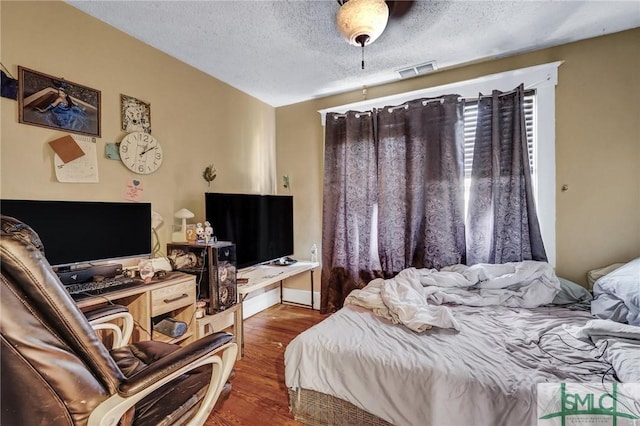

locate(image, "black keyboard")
(66, 276), (141, 298)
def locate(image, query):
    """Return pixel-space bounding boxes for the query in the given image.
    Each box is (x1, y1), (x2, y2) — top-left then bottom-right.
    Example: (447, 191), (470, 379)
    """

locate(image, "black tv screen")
(205, 193), (294, 269)
(1, 200), (151, 268)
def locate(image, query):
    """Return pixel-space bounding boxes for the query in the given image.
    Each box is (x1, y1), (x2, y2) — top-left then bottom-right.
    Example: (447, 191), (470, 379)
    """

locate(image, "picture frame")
(121, 94), (151, 134)
(18, 66), (101, 137)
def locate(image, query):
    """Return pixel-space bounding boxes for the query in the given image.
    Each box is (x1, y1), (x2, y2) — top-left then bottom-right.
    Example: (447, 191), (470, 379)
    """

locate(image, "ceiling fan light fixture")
(336, 0), (389, 46)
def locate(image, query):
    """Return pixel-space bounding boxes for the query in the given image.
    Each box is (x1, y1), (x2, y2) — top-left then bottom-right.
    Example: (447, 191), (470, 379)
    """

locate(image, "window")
(321, 62), (560, 265)
(462, 91), (536, 215)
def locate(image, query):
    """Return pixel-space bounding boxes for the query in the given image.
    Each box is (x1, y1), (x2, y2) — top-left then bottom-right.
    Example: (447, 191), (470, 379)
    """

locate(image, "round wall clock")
(119, 132), (163, 174)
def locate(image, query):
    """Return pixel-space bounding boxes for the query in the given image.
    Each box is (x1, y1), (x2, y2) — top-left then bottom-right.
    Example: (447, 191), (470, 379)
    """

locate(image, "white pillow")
(592, 257), (640, 326)
(552, 277), (592, 305)
(587, 262), (625, 291)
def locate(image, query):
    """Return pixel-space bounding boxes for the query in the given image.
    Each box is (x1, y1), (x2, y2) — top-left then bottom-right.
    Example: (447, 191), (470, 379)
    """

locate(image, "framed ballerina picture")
(18, 66), (101, 137)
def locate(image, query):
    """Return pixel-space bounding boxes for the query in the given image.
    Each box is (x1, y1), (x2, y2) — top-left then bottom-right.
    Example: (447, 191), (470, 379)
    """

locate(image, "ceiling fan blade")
(386, 0), (414, 19)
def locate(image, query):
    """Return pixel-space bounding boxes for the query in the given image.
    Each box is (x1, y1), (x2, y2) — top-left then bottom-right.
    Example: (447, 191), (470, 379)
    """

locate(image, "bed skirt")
(288, 388), (393, 426)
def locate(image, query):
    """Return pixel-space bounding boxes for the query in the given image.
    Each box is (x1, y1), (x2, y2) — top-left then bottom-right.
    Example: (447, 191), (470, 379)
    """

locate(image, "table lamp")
(171, 208), (195, 242)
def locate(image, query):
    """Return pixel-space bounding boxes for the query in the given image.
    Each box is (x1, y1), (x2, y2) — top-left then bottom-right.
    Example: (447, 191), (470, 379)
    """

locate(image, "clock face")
(119, 132), (163, 174)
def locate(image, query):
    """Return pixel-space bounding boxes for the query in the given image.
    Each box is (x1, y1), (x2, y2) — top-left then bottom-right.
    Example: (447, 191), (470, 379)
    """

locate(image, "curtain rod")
(319, 61), (563, 125)
(331, 111), (372, 120)
(326, 88), (531, 120)
(331, 97), (449, 118)
(330, 86), (537, 119)
(386, 97), (446, 112)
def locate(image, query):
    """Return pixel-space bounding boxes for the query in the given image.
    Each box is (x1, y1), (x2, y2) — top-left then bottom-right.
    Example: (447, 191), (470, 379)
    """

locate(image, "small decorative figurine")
(138, 259), (155, 283)
(195, 222), (205, 242)
(204, 221), (214, 244)
(195, 300), (207, 319)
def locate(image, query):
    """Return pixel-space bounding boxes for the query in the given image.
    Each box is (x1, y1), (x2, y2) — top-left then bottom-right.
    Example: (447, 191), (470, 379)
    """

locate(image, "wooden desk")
(189, 262), (319, 358)
(195, 303), (243, 361)
(76, 272), (197, 346)
(233, 261), (319, 356)
(237, 261), (320, 308)
(76, 271), (244, 360)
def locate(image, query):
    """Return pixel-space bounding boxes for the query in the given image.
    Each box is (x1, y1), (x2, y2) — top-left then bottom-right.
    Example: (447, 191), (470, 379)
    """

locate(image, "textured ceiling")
(67, 1), (640, 107)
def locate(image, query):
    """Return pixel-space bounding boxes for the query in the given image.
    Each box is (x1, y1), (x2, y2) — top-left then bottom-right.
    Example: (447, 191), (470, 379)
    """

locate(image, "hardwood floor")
(206, 304), (328, 426)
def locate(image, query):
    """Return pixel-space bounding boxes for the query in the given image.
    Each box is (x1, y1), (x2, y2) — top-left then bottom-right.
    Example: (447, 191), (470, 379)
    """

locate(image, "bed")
(285, 260), (640, 426)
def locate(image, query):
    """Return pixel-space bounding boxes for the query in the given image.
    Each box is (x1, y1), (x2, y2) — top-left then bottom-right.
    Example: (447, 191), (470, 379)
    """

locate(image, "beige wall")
(2, 2), (638, 289)
(0, 1), (276, 253)
(276, 28), (640, 287)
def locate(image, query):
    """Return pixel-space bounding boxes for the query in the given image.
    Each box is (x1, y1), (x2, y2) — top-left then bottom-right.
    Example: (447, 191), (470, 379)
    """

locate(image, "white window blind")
(462, 92), (536, 214)
(463, 92), (536, 180)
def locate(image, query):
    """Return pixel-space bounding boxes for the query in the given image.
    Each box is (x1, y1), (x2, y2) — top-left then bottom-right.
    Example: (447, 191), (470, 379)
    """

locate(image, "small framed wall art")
(18, 66), (101, 137)
(121, 94), (151, 134)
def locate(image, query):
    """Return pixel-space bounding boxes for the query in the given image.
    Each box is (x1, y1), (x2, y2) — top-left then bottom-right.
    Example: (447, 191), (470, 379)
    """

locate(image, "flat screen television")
(205, 193), (294, 269)
(1, 199), (151, 269)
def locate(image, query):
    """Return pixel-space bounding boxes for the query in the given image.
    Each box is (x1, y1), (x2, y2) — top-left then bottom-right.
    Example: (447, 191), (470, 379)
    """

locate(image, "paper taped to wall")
(49, 135), (85, 163)
(54, 135), (99, 183)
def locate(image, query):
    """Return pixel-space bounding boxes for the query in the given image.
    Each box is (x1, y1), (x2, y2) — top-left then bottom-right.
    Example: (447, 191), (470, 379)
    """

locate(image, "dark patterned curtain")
(377, 95), (466, 275)
(321, 111), (381, 314)
(466, 84), (547, 264)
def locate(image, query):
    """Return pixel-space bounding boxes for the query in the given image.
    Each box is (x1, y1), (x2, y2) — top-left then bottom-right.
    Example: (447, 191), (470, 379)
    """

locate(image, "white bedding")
(285, 304), (615, 426)
(344, 261), (559, 332)
(591, 257), (640, 326)
(343, 269), (461, 331)
(566, 319), (640, 383)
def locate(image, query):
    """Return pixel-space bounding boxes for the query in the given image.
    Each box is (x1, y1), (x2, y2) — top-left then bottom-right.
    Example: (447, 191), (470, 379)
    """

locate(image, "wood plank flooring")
(206, 304), (328, 426)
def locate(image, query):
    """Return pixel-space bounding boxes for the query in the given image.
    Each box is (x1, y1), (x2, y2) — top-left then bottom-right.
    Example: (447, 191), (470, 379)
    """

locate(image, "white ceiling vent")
(396, 61), (438, 79)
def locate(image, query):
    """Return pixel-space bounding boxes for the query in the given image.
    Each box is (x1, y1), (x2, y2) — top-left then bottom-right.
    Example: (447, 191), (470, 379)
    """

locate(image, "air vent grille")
(398, 68), (417, 79)
(396, 61), (438, 79)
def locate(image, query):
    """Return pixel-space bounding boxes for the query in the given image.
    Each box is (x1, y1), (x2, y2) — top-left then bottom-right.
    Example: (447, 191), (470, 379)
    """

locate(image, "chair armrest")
(88, 334), (237, 426)
(84, 304), (129, 322)
(119, 332), (233, 396)
(85, 305), (134, 349)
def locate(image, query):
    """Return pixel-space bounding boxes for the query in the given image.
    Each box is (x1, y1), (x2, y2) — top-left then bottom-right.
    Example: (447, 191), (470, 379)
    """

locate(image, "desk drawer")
(151, 281), (195, 317)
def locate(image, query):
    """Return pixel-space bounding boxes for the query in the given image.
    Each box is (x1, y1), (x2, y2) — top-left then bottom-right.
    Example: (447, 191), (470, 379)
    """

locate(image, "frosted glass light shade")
(336, 0), (389, 46)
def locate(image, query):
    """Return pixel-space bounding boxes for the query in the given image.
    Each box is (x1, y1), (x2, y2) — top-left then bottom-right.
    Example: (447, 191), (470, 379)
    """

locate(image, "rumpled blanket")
(344, 261), (560, 332)
(564, 319), (640, 382)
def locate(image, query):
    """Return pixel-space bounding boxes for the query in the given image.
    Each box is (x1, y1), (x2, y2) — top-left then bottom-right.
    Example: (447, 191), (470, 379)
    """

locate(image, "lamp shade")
(336, 0), (389, 46)
(174, 208), (195, 220)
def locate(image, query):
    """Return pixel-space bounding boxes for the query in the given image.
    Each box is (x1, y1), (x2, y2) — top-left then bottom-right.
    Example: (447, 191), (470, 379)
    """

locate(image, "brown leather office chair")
(0, 215), (237, 426)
